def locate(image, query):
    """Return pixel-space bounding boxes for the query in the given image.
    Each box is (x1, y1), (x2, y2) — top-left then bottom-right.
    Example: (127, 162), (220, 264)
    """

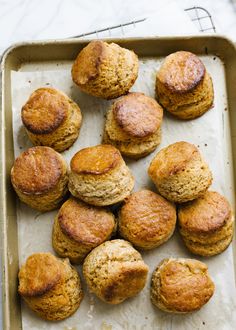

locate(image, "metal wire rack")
(185, 6), (216, 33)
(73, 6), (216, 39)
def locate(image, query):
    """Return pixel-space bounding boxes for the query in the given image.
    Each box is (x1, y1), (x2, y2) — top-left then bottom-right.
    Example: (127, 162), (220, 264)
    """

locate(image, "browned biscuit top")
(178, 191), (232, 234)
(120, 190), (176, 241)
(70, 144), (122, 175)
(71, 40), (107, 85)
(113, 93), (163, 138)
(58, 198), (115, 244)
(11, 146), (64, 194)
(148, 141), (199, 180)
(21, 88), (68, 134)
(102, 262), (148, 303)
(18, 253), (62, 297)
(157, 258), (214, 312)
(83, 239), (149, 304)
(157, 51), (205, 93)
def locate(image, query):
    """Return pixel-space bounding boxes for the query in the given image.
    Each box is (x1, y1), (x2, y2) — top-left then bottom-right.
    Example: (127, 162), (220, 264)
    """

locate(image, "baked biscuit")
(118, 190), (176, 249)
(178, 191), (234, 256)
(156, 51), (214, 119)
(11, 146), (68, 212)
(52, 197), (116, 263)
(21, 88), (82, 152)
(83, 239), (149, 304)
(69, 144), (134, 206)
(18, 253), (83, 320)
(148, 141), (212, 203)
(71, 40), (138, 99)
(103, 93), (163, 158)
(151, 258), (215, 313)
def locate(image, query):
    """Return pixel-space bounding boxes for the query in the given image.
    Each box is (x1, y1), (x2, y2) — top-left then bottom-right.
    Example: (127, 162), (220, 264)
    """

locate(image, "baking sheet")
(11, 55), (236, 330)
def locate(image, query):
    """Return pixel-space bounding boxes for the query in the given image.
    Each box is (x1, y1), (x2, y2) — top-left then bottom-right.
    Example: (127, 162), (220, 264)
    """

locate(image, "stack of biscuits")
(11, 40), (234, 322)
(103, 92), (163, 158)
(155, 51), (214, 120)
(178, 191), (234, 256)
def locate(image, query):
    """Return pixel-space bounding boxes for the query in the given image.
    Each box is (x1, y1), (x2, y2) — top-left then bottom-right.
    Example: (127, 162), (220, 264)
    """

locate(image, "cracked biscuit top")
(152, 258), (214, 312)
(157, 51), (205, 93)
(21, 88), (68, 134)
(148, 141), (200, 180)
(18, 253), (62, 297)
(11, 146), (65, 194)
(71, 40), (139, 100)
(119, 190), (176, 245)
(58, 198), (115, 244)
(112, 93), (163, 138)
(178, 191), (232, 234)
(70, 144), (122, 175)
(71, 40), (106, 85)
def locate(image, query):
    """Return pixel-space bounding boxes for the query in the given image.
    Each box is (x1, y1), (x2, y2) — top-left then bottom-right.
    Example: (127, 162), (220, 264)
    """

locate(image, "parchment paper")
(11, 55), (236, 330)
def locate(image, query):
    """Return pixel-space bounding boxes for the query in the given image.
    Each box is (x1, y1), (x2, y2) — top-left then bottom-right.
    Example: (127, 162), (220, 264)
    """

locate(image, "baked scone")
(52, 197), (116, 263)
(18, 253), (83, 321)
(156, 51), (214, 120)
(83, 239), (149, 304)
(103, 93), (163, 158)
(21, 88), (82, 152)
(71, 40), (139, 99)
(11, 146), (68, 212)
(151, 258), (215, 313)
(118, 190), (176, 249)
(178, 191), (234, 256)
(148, 141), (212, 203)
(69, 144), (134, 206)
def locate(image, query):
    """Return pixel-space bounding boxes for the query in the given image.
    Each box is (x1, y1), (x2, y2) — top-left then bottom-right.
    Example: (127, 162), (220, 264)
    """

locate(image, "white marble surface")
(1, 0), (236, 329)
(0, 0), (236, 55)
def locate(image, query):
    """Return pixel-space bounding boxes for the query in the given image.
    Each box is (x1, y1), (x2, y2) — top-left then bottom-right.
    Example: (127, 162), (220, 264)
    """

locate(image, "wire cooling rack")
(73, 6), (216, 39)
(185, 6), (216, 33)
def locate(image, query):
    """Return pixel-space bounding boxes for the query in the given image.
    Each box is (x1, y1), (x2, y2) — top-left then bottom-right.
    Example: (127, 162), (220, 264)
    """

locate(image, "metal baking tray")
(1, 36), (236, 330)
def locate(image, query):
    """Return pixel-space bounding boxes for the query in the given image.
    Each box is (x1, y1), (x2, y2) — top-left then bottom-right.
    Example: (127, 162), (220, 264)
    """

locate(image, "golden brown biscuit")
(83, 239), (149, 304)
(103, 93), (163, 158)
(156, 51), (214, 120)
(118, 190), (176, 249)
(21, 88), (82, 152)
(18, 253), (83, 320)
(11, 146), (68, 212)
(178, 191), (234, 256)
(69, 144), (134, 206)
(52, 197), (116, 263)
(71, 40), (139, 99)
(148, 141), (212, 203)
(151, 258), (215, 313)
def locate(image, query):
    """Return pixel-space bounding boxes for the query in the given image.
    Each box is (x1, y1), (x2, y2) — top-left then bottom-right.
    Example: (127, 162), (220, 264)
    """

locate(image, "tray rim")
(1, 34), (236, 330)
(1, 34), (236, 62)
